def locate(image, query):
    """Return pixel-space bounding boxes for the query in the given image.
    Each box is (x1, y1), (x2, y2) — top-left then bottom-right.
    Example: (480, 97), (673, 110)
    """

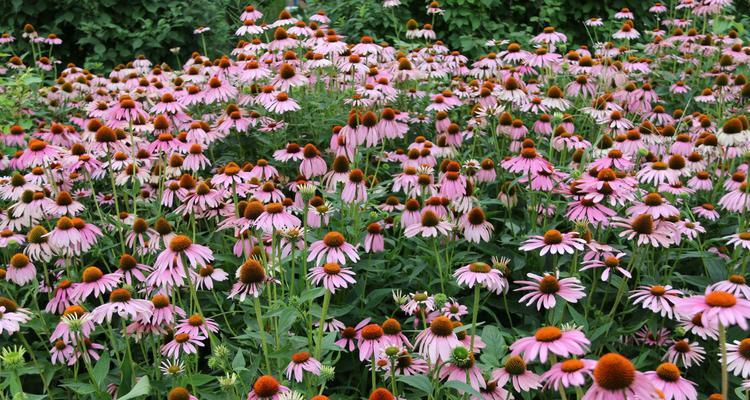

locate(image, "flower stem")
(720, 322), (728, 398)
(253, 296), (272, 372)
(315, 290), (331, 359)
(469, 284), (480, 352)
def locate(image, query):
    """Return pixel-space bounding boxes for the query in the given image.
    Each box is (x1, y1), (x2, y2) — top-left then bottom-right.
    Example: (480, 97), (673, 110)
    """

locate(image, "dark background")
(1, 0), (749, 70)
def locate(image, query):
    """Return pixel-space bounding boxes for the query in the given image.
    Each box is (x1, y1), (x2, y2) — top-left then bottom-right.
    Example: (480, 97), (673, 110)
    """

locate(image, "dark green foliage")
(308, 0), (750, 57)
(0, 0), (286, 69)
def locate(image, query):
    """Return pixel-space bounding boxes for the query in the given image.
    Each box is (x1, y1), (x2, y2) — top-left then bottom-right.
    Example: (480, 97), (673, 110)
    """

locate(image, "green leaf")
(117, 376), (150, 400)
(398, 374), (433, 394)
(232, 350), (246, 370)
(299, 287), (325, 302)
(442, 380), (483, 398)
(92, 352), (110, 389)
(61, 382), (96, 395)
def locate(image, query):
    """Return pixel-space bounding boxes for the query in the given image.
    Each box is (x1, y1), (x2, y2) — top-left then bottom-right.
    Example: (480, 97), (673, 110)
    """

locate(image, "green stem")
(253, 296), (272, 372)
(720, 323), (728, 399)
(315, 290), (332, 359)
(469, 285), (480, 352)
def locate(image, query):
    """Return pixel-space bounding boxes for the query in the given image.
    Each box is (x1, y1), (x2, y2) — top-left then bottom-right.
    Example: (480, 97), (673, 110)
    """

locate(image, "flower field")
(1, 1), (750, 399)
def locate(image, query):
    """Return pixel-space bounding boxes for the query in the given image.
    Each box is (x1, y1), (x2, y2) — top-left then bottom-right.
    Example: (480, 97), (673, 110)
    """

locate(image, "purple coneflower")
(510, 326), (590, 363)
(308, 262), (356, 293)
(284, 351), (322, 382)
(514, 272), (586, 310)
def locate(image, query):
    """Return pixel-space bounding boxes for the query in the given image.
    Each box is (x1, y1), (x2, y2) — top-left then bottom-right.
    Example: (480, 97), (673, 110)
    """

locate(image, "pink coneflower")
(520, 229), (586, 256)
(285, 351), (322, 382)
(0, 305), (28, 335)
(510, 326), (590, 363)
(176, 314), (219, 337)
(273, 142), (304, 162)
(566, 197), (617, 226)
(581, 252), (631, 281)
(627, 193), (679, 219)
(229, 259), (269, 300)
(460, 207), (494, 243)
(540, 358), (596, 391)
(514, 272), (586, 310)
(380, 348), (428, 376)
(710, 275), (750, 299)
(167, 388), (197, 400)
(664, 339), (705, 368)
(125, 218), (157, 251)
(635, 325), (671, 347)
(719, 183), (750, 213)
(726, 338), (750, 378)
(335, 318), (371, 351)
(358, 323), (388, 361)
(68, 338), (104, 366)
(404, 210), (452, 238)
(613, 23), (640, 40)
(45, 280), (75, 314)
(161, 331), (205, 358)
(307, 231), (359, 266)
(6, 253), (35, 285)
(583, 353), (658, 400)
(441, 300), (468, 319)
(50, 339), (74, 365)
(629, 285), (683, 319)
(501, 145), (552, 175)
(726, 231), (750, 250)
(116, 254), (150, 285)
(49, 305), (93, 344)
(254, 203), (301, 233)
(341, 169), (367, 204)
(248, 159), (278, 181)
(0, 229), (25, 248)
(72, 266), (122, 302)
(679, 311), (719, 340)
(644, 363), (697, 400)
(247, 375), (290, 400)
(90, 288), (152, 324)
(364, 222), (385, 253)
(193, 264), (228, 290)
(154, 235), (213, 272)
(675, 290), (750, 329)
(45, 191), (84, 217)
(308, 262), (356, 293)
(492, 356), (541, 392)
(414, 316), (462, 362)
(149, 294), (185, 326)
(381, 318), (411, 348)
(19, 139), (60, 168)
(637, 160), (679, 185)
(401, 292), (436, 315)
(266, 92), (300, 114)
(300, 144), (326, 178)
(439, 347), (486, 392)
(203, 76), (237, 104)
(611, 214), (674, 247)
(454, 262), (505, 294)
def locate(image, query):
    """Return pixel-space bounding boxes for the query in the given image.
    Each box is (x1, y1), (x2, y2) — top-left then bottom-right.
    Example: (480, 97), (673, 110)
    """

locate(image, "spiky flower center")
(539, 275), (560, 294)
(323, 232), (345, 247)
(705, 291), (736, 308)
(361, 324), (384, 340)
(534, 326), (563, 342)
(593, 353), (636, 390)
(504, 356), (527, 375)
(655, 363), (681, 382)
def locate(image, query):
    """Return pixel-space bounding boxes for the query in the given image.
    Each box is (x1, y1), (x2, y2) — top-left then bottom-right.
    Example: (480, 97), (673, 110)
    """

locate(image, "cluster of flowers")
(1, 0), (750, 399)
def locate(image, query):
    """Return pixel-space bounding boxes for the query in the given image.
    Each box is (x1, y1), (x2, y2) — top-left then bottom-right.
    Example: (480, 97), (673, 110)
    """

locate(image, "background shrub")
(0, 0), (287, 69)
(308, 0), (750, 57)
